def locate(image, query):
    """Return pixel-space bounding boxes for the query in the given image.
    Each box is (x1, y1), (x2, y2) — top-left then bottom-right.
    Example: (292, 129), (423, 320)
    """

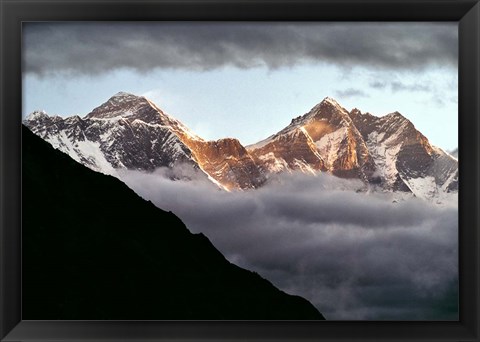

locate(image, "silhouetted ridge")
(22, 125), (324, 320)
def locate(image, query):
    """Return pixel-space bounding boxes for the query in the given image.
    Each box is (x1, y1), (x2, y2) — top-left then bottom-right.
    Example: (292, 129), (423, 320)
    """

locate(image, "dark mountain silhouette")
(22, 125), (324, 320)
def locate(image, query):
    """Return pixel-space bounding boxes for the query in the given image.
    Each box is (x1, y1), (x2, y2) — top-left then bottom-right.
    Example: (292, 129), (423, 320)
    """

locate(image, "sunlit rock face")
(247, 97), (377, 183)
(180, 136), (266, 190)
(24, 93), (457, 199)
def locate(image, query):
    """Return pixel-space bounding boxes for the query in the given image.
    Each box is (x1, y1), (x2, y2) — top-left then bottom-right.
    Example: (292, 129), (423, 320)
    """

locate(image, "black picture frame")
(1, 0), (479, 341)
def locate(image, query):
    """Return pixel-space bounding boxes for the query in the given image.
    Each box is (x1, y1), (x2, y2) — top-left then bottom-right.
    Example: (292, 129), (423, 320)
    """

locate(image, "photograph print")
(22, 22), (458, 320)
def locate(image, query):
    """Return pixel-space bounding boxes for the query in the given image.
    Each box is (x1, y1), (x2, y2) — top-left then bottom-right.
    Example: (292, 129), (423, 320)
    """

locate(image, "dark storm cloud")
(118, 169), (458, 320)
(23, 22), (457, 76)
(335, 88), (368, 98)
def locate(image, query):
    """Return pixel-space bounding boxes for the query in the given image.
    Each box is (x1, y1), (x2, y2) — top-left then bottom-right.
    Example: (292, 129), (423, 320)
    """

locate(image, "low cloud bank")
(118, 169), (458, 320)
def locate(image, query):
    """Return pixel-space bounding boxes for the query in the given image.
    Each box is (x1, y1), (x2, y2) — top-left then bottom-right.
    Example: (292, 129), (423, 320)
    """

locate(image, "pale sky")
(22, 22), (458, 151)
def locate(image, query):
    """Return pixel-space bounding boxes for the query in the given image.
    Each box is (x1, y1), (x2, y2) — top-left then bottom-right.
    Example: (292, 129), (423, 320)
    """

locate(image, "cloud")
(390, 81), (431, 92)
(369, 80), (388, 89)
(117, 169), (458, 320)
(369, 80), (431, 93)
(335, 88), (368, 98)
(23, 22), (457, 76)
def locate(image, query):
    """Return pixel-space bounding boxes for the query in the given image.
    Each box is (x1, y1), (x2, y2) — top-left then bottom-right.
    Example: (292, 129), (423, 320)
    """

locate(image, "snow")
(88, 116), (126, 122)
(120, 110), (134, 117)
(25, 110), (48, 121)
(46, 131), (116, 176)
(300, 127), (324, 162)
(257, 152), (290, 173)
(159, 131), (189, 158)
(402, 176), (438, 200)
(246, 134), (276, 151)
(315, 127), (348, 169)
(248, 127), (324, 173)
(247, 127), (305, 151)
(47, 131), (79, 160)
(75, 139), (117, 176)
(366, 131), (402, 187)
(247, 97), (348, 152)
(308, 97), (350, 119)
(292, 159), (317, 175)
(113, 91), (134, 98)
(433, 145), (458, 162)
(435, 191), (458, 207)
(99, 129), (116, 147)
(202, 171), (230, 191)
(441, 170), (458, 192)
(144, 98), (202, 140)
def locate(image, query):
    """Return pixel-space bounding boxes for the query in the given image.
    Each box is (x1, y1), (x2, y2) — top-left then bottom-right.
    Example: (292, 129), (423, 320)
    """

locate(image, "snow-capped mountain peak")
(113, 91), (136, 98)
(24, 94), (458, 200)
(322, 96), (342, 106)
(24, 92), (265, 190)
(247, 96), (457, 199)
(305, 97), (354, 128)
(82, 92), (201, 141)
(247, 97), (375, 181)
(85, 92), (152, 120)
(24, 110), (64, 128)
(449, 148), (458, 160)
(25, 110), (48, 121)
(384, 111), (409, 122)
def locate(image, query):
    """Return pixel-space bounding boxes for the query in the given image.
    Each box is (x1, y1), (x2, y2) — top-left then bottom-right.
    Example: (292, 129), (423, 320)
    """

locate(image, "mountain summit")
(24, 93), (458, 199)
(24, 92), (264, 190)
(247, 97), (377, 183)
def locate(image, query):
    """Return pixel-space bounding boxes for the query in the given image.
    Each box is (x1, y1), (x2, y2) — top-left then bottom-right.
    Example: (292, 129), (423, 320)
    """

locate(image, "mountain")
(24, 92), (265, 190)
(348, 107), (458, 196)
(22, 125), (324, 320)
(247, 98), (378, 183)
(449, 148), (458, 159)
(24, 93), (458, 199)
(247, 97), (457, 199)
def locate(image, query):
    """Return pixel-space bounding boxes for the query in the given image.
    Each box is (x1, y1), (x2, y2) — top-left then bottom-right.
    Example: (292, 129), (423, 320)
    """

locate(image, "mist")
(117, 168), (458, 320)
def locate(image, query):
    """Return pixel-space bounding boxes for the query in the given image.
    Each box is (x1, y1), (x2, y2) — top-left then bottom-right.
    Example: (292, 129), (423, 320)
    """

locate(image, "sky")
(22, 22), (459, 320)
(22, 22), (458, 151)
